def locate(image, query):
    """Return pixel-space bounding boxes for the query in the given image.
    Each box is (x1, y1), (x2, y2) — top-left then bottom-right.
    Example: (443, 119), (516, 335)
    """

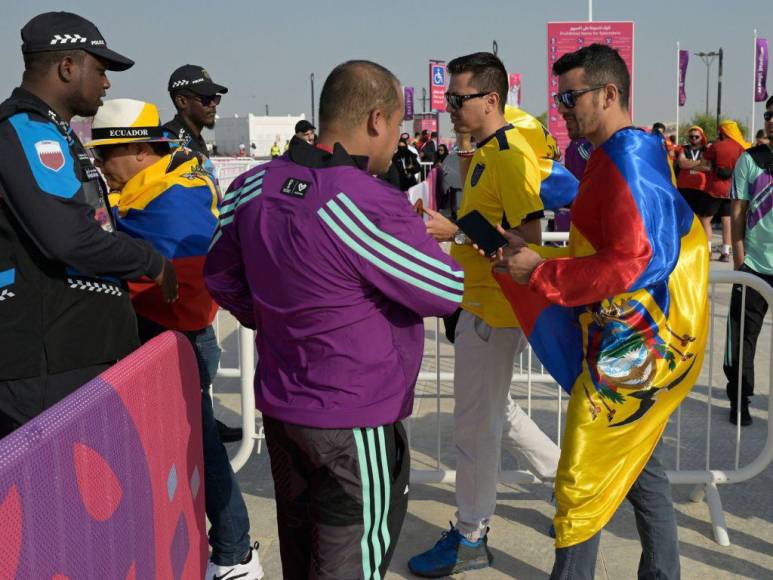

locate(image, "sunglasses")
(552, 85), (612, 109)
(91, 144), (127, 162)
(444, 92), (490, 109)
(764, 111), (773, 122)
(688, 134), (702, 140)
(193, 94), (222, 107)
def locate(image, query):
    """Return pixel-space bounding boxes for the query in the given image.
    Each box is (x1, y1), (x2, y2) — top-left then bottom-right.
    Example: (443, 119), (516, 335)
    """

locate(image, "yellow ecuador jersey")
(451, 124), (544, 328)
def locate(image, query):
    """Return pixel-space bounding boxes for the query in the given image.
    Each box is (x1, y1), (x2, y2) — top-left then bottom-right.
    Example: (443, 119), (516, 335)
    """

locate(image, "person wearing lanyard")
(677, 126), (712, 239)
(0, 12), (176, 437)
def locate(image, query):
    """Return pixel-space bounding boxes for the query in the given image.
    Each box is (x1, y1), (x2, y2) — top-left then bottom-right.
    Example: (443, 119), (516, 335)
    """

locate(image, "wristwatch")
(453, 229), (468, 246)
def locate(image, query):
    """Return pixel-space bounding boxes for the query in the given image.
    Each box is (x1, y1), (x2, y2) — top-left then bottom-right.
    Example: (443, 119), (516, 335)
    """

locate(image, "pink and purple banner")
(547, 21), (635, 153)
(0, 332), (206, 579)
(404, 86), (414, 120)
(679, 50), (689, 107)
(755, 38), (769, 103)
(507, 73), (522, 108)
(429, 60), (446, 112)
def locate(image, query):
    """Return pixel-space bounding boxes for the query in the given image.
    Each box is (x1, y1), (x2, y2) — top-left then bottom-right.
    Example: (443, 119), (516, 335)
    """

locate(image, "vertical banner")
(404, 86), (414, 120)
(429, 60), (446, 112)
(755, 38), (769, 102)
(507, 73), (522, 107)
(679, 50), (689, 106)
(547, 22), (635, 153)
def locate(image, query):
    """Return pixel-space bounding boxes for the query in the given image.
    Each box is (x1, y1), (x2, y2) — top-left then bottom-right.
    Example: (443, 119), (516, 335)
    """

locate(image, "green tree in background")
(678, 112), (749, 143)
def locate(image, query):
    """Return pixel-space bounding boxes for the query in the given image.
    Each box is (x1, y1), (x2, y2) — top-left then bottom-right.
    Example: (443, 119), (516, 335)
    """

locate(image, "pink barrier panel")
(0, 331), (206, 579)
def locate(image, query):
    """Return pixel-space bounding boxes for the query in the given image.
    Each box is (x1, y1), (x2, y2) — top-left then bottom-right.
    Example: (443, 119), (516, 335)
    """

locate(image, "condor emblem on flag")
(35, 140), (65, 172)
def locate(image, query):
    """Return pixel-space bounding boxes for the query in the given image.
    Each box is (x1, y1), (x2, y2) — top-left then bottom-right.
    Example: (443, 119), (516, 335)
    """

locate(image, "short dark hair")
(447, 52), (508, 113)
(552, 44), (630, 110)
(766, 95), (773, 109)
(23, 49), (85, 81)
(652, 122), (666, 133)
(318, 60), (401, 131)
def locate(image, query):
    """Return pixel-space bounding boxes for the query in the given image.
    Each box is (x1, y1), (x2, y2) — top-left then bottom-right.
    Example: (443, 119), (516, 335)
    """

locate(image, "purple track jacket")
(205, 138), (463, 428)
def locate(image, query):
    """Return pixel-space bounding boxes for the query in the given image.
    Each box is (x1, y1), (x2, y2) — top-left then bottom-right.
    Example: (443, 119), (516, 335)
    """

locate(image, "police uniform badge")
(35, 140), (65, 172)
(471, 163), (485, 187)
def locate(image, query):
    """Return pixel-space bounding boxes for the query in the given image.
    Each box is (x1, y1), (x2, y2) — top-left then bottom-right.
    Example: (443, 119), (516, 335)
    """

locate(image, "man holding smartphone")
(494, 43), (708, 579)
(411, 52), (560, 577)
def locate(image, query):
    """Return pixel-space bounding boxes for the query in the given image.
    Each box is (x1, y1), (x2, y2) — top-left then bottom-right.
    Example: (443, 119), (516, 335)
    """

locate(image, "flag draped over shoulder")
(494, 128), (709, 547)
(110, 149), (220, 331)
(505, 105), (579, 209)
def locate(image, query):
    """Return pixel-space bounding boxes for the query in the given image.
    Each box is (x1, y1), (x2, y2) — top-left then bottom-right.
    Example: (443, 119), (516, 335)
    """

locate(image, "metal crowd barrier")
(214, 258), (773, 548)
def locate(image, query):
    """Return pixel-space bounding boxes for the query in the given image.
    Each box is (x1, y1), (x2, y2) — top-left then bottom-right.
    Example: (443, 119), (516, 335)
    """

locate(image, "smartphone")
(456, 210), (508, 256)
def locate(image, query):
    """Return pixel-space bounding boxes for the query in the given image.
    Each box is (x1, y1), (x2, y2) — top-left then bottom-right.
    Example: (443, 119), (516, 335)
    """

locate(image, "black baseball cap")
(21, 12), (134, 71)
(295, 120), (315, 134)
(168, 65), (228, 96)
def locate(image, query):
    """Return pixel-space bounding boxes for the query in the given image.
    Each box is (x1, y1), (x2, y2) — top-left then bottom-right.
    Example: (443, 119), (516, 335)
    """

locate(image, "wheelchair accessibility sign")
(432, 66), (445, 86)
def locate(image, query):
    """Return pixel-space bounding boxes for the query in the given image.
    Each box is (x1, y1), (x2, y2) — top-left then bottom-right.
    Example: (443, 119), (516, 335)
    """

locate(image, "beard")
(70, 93), (102, 118)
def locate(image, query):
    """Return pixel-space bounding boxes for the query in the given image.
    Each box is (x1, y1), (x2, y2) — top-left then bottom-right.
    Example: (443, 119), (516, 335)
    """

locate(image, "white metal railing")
(214, 265), (773, 548)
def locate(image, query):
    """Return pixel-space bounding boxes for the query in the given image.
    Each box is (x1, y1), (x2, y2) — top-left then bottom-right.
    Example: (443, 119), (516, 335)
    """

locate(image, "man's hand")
(154, 259), (179, 303)
(424, 207), (458, 242)
(472, 224), (526, 261)
(493, 245), (545, 284)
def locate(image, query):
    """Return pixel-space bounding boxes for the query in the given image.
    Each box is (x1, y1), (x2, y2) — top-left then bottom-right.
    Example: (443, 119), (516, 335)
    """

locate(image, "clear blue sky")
(2, 1), (770, 135)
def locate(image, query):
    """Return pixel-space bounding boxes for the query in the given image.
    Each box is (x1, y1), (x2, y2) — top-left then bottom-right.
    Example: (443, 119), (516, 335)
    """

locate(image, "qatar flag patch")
(35, 140), (65, 172)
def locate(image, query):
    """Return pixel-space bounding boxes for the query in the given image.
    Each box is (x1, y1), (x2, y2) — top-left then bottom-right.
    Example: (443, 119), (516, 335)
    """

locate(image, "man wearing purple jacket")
(204, 60), (463, 579)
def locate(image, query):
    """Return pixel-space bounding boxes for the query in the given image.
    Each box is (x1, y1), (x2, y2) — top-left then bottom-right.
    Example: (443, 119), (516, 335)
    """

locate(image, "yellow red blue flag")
(495, 128), (709, 547)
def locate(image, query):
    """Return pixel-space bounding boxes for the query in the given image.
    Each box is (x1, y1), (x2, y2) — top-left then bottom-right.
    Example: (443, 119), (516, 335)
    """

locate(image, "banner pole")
(676, 41), (681, 144)
(752, 29), (758, 141)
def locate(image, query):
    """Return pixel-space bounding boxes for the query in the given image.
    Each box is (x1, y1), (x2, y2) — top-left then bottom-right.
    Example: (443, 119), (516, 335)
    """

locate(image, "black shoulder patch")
(471, 163), (485, 187)
(495, 130), (509, 151)
(280, 177), (311, 198)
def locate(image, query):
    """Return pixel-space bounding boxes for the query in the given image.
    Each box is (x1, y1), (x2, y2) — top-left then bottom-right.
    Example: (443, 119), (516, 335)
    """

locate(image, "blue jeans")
(550, 450), (680, 580)
(193, 326), (252, 566)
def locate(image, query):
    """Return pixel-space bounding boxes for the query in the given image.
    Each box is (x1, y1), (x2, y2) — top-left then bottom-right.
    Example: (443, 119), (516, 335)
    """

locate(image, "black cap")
(295, 120), (315, 134)
(168, 65), (228, 96)
(21, 12), (134, 72)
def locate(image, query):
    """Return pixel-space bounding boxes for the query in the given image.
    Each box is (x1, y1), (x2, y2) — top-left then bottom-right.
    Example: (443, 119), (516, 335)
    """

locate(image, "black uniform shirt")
(0, 88), (163, 379)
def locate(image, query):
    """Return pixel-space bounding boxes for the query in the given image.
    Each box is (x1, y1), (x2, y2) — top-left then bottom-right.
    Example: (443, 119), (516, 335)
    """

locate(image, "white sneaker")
(205, 541), (264, 580)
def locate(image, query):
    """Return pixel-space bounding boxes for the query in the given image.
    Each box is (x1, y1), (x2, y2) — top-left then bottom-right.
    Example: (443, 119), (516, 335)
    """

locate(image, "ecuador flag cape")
(495, 128), (709, 547)
(110, 149), (220, 331)
(505, 105), (578, 209)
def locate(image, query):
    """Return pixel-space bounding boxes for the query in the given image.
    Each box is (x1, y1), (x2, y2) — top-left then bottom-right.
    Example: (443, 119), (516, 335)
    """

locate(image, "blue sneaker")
(408, 523), (493, 577)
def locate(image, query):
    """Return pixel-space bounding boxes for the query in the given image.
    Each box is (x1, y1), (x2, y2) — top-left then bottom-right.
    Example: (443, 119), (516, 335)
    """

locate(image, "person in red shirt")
(701, 121), (747, 261)
(677, 126), (713, 241)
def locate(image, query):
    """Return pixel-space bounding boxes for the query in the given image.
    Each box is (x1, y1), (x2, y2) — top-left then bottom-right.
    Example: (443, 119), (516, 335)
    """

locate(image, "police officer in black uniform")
(0, 12), (177, 437)
(163, 65), (243, 443)
(163, 65), (228, 157)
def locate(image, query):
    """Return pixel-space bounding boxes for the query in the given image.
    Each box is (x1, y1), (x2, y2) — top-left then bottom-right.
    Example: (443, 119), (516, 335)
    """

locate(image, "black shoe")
(216, 419), (243, 442)
(729, 406), (752, 426)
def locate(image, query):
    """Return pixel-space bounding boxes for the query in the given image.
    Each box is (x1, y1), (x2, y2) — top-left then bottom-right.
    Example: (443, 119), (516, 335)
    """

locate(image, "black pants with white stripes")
(263, 416), (410, 579)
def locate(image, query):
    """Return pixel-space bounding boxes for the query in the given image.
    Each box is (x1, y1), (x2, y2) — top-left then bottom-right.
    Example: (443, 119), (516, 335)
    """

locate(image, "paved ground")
(212, 258), (773, 579)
